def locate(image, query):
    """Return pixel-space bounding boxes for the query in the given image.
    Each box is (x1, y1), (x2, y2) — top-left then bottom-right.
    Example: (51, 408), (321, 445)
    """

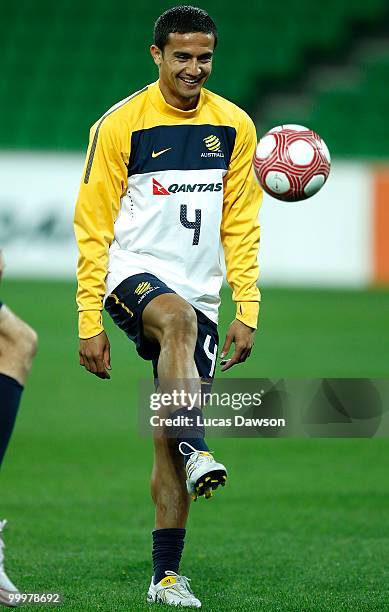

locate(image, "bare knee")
(160, 305), (197, 346)
(15, 323), (38, 362)
(143, 294), (198, 349)
(0, 307), (38, 383)
(8, 321), (38, 382)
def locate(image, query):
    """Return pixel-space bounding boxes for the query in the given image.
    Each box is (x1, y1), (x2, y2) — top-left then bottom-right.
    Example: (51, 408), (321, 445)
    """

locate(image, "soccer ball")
(253, 124), (331, 202)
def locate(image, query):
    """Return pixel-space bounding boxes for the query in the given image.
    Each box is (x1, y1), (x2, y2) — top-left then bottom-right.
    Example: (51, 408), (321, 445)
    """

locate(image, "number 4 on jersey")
(204, 334), (217, 377)
(180, 205), (201, 245)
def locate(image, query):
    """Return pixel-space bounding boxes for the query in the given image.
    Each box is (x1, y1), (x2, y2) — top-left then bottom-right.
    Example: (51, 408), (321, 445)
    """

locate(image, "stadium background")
(1, 1), (389, 610)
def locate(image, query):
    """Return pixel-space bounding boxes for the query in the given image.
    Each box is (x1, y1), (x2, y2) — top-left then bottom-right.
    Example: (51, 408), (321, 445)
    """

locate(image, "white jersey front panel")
(105, 169), (226, 323)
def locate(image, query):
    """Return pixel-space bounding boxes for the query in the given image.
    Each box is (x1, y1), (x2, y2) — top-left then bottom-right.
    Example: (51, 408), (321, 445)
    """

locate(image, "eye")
(198, 55), (212, 63)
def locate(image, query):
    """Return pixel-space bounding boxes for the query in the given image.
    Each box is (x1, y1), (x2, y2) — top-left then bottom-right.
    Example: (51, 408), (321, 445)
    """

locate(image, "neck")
(158, 79), (199, 111)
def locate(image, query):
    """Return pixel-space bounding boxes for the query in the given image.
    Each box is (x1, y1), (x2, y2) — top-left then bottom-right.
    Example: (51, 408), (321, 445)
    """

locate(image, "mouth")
(178, 76), (203, 88)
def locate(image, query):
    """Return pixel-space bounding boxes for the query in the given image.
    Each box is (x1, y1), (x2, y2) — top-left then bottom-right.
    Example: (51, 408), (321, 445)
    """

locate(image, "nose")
(186, 58), (202, 76)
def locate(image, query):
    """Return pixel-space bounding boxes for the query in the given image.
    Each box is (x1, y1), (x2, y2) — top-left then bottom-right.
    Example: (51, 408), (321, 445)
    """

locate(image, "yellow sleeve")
(221, 113), (262, 329)
(74, 115), (129, 339)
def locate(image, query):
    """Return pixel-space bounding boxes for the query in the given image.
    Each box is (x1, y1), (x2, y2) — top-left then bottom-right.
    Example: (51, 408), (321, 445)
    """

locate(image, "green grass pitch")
(1, 281), (389, 611)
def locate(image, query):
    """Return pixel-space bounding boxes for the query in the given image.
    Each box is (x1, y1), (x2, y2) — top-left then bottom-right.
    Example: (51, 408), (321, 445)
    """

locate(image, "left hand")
(220, 319), (255, 372)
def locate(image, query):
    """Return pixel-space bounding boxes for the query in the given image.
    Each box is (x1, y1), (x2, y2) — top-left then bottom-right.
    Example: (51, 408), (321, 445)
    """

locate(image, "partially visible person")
(0, 250), (38, 607)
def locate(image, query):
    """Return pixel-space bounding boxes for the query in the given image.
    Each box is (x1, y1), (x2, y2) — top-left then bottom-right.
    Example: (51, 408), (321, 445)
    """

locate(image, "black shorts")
(105, 273), (219, 381)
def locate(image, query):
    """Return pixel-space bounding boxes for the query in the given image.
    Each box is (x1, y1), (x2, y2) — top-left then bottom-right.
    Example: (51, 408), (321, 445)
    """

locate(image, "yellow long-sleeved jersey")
(74, 80), (262, 339)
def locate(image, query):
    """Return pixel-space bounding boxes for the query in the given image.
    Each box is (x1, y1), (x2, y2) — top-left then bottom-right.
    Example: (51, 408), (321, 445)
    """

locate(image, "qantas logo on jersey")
(152, 178), (170, 195)
(152, 178), (222, 195)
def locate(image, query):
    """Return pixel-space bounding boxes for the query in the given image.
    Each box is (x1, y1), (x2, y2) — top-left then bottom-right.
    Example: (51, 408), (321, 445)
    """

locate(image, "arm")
(74, 115), (128, 378)
(220, 114), (262, 371)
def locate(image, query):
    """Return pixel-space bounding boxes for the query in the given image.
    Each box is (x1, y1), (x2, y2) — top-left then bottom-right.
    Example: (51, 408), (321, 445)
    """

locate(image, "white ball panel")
(304, 174), (325, 197)
(268, 125), (283, 133)
(289, 140), (315, 166)
(265, 171), (290, 194)
(256, 135), (277, 159)
(282, 124), (309, 131)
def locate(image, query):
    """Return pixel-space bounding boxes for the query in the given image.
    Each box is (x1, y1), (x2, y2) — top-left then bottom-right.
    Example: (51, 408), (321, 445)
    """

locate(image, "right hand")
(79, 330), (111, 379)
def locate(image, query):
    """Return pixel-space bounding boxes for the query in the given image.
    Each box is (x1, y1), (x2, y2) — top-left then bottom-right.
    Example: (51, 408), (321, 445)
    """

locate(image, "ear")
(150, 45), (162, 67)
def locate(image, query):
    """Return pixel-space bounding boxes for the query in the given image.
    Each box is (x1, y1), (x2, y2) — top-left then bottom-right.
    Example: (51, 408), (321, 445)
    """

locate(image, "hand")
(220, 319), (255, 372)
(79, 330), (111, 379)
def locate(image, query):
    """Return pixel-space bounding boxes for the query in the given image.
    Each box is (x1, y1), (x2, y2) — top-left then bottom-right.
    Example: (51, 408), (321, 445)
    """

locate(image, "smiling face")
(150, 32), (215, 110)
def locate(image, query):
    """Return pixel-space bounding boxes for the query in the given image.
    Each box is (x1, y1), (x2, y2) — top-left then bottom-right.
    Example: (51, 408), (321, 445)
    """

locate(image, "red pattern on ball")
(253, 127), (331, 202)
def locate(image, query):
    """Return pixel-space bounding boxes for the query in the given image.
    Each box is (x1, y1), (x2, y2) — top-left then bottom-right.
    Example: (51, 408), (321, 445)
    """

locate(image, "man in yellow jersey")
(74, 5), (261, 607)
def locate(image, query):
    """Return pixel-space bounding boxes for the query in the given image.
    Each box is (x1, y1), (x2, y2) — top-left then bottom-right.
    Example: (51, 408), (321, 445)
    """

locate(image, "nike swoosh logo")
(152, 147), (172, 158)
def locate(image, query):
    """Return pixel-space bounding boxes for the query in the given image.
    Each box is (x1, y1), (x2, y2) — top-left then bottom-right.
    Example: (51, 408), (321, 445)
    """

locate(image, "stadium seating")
(1, 0), (388, 155)
(261, 50), (389, 157)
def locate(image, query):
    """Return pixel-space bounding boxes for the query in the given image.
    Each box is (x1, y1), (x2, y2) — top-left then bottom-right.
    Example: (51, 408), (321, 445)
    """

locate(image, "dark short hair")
(154, 5), (218, 51)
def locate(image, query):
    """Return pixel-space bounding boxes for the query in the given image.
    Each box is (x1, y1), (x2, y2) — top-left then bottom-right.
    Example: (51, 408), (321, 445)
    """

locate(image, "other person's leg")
(0, 303), (38, 606)
(0, 304), (38, 465)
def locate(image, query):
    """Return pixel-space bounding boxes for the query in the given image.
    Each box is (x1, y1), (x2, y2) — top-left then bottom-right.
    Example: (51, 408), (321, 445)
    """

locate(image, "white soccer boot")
(179, 442), (227, 501)
(147, 571), (201, 607)
(0, 520), (19, 607)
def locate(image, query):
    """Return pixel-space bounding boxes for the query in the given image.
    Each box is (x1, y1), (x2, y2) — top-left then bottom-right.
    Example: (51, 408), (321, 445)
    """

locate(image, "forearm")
(74, 116), (129, 339)
(221, 115), (262, 330)
(75, 233), (110, 338)
(224, 237), (261, 329)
